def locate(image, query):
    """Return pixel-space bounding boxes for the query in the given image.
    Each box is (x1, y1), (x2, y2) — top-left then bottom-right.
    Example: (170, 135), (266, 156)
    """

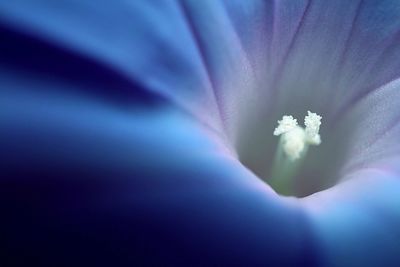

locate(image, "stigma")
(274, 111), (322, 161)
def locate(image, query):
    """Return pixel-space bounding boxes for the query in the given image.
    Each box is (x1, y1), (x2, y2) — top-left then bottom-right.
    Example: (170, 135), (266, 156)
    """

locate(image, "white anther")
(274, 111), (322, 160)
(273, 115), (298, 136)
(304, 111), (322, 144)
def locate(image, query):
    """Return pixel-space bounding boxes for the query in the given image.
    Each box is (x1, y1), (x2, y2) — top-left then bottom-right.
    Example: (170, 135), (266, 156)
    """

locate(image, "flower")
(1, 0), (400, 266)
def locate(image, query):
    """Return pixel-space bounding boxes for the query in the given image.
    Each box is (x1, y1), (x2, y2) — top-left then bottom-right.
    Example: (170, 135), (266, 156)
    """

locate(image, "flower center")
(269, 111), (322, 195)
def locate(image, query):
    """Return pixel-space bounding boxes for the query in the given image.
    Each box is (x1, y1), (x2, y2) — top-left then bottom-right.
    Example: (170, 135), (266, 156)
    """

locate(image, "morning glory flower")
(1, 0), (400, 266)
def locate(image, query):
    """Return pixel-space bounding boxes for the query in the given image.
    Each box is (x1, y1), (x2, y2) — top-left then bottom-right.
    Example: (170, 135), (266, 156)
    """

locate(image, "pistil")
(269, 111), (322, 195)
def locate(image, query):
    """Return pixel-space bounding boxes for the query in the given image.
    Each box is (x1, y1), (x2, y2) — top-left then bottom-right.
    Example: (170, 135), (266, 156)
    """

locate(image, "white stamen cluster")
(273, 115), (298, 136)
(274, 111), (322, 161)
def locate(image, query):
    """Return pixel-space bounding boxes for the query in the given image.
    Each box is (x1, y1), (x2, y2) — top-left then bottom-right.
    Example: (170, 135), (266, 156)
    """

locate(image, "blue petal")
(266, 0), (400, 120)
(1, 75), (316, 265)
(336, 78), (400, 174)
(0, 0), (225, 132)
(302, 169), (400, 267)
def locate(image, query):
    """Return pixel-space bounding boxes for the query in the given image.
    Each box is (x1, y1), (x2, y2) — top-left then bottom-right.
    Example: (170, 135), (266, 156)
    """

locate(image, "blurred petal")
(1, 70), (317, 265)
(302, 169), (400, 267)
(0, 0), (227, 133)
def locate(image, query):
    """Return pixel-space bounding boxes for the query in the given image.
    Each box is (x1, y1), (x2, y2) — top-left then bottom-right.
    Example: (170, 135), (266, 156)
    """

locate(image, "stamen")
(273, 115), (298, 136)
(304, 111), (322, 145)
(269, 111), (322, 195)
(280, 126), (306, 161)
(273, 111), (322, 160)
